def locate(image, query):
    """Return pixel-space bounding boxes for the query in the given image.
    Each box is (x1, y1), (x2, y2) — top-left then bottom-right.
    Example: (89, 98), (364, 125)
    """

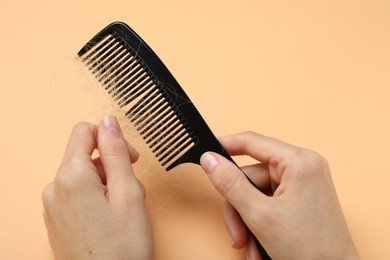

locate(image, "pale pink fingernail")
(102, 115), (120, 134)
(200, 152), (218, 173)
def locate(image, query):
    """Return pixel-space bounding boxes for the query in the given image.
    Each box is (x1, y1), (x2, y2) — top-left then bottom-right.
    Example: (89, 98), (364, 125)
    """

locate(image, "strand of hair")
(158, 134), (193, 163)
(101, 55), (135, 85)
(126, 87), (159, 118)
(161, 138), (195, 166)
(141, 108), (175, 138)
(151, 116), (187, 146)
(118, 81), (154, 108)
(143, 113), (177, 141)
(161, 139), (195, 166)
(87, 40), (118, 68)
(108, 64), (143, 94)
(135, 102), (170, 131)
(90, 39), (123, 72)
(81, 35), (114, 62)
(133, 98), (166, 127)
(93, 46), (127, 76)
(113, 72), (150, 99)
(152, 126), (186, 154)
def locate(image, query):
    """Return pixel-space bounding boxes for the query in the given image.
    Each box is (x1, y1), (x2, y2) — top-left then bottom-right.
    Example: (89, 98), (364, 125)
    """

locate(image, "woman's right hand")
(200, 131), (359, 260)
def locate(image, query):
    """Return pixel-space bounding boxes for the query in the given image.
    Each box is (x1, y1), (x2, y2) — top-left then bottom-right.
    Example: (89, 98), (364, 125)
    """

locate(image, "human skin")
(42, 116), (153, 260)
(42, 117), (359, 260)
(200, 131), (360, 260)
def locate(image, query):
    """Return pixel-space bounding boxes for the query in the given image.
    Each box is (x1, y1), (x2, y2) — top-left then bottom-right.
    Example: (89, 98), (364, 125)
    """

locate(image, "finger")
(56, 123), (102, 194)
(92, 157), (107, 185)
(94, 135), (139, 163)
(93, 143), (140, 185)
(42, 182), (55, 211)
(200, 152), (267, 221)
(224, 201), (248, 249)
(97, 116), (142, 202)
(246, 236), (261, 260)
(218, 131), (296, 164)
(241, 163), (272, 195)
(62, 122), (98, 162)
(223, 164), (271, 247)
(127, 143), (140, 164)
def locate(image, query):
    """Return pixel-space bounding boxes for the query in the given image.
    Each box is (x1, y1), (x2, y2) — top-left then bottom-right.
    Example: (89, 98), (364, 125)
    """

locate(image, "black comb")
(78, 21), (271, 259)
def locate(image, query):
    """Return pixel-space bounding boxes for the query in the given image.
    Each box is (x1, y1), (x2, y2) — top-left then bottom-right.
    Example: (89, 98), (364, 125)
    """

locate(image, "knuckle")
(130, 180), (146, 199)
(241, 130), (258, 140)
(121, 181), (146, 205)
(73, 121), (94, 133)
(134, 180), (147, 199)
(297, 148), (327, 166)
(256, 201), (280, 227)
(102, 144), (128, 158)
(41, 183), (54, 209)
(242, 130), (257, 137)
(290, 148), (329, 177)
(137, 180), (147, 197)
(54, 173), (77, 193)
(42, 209), (50, 225)
(54, 158), (88, 193)
(71, 122), (97, 141)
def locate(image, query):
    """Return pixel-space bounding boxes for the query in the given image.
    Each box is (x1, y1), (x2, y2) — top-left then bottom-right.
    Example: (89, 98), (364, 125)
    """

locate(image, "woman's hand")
(201, 131), (359, 260)
(42, 116), (153, 260)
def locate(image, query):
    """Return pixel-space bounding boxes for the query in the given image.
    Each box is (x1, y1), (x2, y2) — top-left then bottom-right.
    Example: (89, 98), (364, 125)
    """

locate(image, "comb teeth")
(77, 22), (271, 259)
(80, 33), (197, 169)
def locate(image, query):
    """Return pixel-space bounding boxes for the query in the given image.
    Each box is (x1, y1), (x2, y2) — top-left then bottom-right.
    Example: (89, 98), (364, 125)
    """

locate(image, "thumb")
(200, 152), (266, 216)
(98, 116), (138, 196)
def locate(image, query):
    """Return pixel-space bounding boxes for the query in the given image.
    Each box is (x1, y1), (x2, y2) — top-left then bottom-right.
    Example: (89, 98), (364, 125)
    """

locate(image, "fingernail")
(201, 152), (218, 173)
(103, 115), (120, 134)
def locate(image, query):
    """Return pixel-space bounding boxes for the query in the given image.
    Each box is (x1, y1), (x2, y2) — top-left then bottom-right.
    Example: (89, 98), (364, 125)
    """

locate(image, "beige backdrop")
(1, 1), (389, 259)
